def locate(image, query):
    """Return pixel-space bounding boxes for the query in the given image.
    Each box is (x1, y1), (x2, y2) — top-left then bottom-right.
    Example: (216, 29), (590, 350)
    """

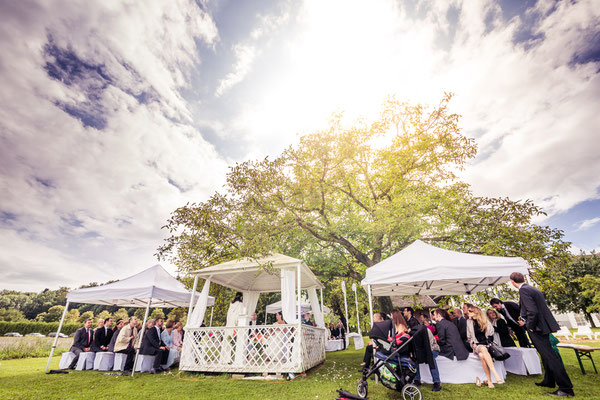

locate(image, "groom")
(510, 272), (574, 397)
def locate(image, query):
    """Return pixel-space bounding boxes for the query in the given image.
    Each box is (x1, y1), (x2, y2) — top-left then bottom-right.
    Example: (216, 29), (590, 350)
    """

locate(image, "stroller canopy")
(369, 319), (394, 340)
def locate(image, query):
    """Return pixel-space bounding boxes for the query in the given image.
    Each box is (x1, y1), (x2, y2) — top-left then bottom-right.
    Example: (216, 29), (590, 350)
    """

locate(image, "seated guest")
(114, 316), (139, 375)
(140, 318), (169, 374)
(160, 321), (179, 368)
(431, 309), (469, 361)
(487, 308), (515, 348)
(334, 321), (346, 350)
(172, 322), (184, 352)
(249, 312), (260, 326)
(361, 312), (384, 367)
(68, 318), (94, 369)
(455, 307), (471, 352)
(91, 319), (106, 352)
(417, 311), (435, 335)
(403, 307), (420, 329)
(107, 319), (124, 353)
(467, 306), (504, 388)
(406, 310), (440, 392)
(328, 323), (335, 339)
(490, 298), (531, 348)
(93, 317), (114, 352)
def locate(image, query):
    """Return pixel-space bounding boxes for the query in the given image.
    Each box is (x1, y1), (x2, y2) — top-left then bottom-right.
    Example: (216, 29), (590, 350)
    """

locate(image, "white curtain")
(186, 279), (211, 328)
(280, 268), (298, 324)
(241, 291), (260, 325)
(307, 288), (325, 327)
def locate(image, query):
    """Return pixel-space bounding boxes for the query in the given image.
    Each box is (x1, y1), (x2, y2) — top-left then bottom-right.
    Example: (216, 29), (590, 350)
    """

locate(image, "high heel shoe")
(488, 382), (495, 389)
(476, 377), (482, 387)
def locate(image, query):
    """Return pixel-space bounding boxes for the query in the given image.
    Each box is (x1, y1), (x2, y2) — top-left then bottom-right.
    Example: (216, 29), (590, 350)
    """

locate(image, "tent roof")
(67, 264), (213, 308)
(361, 240), (529, 296)
(191, 253), (324, 292)
(265, 300), (331, 314)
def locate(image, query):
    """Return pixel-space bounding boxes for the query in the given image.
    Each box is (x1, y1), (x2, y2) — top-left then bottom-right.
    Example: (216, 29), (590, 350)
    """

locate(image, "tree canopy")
(158, 94), (569, 313)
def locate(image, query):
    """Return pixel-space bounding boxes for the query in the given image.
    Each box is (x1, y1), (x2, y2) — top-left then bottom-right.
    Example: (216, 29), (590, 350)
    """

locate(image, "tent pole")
(367, 285), (374, 328)
(209, 306), (214, 327)
(45, 300), (69, 373)
(342, 282), (350, 334)
(132, 298), (152, 377)
(353, 285), (361, 335)
(297, 264), (301, 322)
(188, 275), (199, 318)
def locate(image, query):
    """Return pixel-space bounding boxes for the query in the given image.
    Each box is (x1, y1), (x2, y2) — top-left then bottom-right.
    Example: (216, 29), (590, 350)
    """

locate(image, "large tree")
(158, 94), (569, 313)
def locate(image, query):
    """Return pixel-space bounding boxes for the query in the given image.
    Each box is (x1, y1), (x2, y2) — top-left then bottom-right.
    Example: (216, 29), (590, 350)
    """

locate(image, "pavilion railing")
(180, 324), (326, 374)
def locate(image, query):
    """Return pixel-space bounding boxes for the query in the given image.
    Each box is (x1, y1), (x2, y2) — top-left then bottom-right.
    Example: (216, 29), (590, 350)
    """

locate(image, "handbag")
(487, 342), (510, 361)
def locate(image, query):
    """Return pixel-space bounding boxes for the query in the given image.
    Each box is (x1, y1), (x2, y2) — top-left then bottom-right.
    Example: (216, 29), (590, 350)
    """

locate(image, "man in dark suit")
(511, 272), (574, 397)
(91, 318), (114, 352)
(68, 318), (94, 369)
(490, 298), (531, 348)
(140, 318), (169, 373)
(402, 307), (420, 329)
(432, 309), (469, 361)
(452, 308), (471, 352)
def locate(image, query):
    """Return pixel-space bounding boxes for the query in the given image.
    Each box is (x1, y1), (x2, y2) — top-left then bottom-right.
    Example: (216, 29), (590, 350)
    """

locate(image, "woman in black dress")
(467, 306), (504, 388)
(487, 308), (516, 348)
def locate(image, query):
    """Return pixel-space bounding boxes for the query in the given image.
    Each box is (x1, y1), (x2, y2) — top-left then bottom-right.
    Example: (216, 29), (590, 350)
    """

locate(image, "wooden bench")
(557, 343), (598, 374)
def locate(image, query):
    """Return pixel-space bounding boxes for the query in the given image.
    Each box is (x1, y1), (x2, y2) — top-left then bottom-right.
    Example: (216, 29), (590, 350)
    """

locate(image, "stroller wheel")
(401, 384), (422, 400)
(356, 378), (368, 398)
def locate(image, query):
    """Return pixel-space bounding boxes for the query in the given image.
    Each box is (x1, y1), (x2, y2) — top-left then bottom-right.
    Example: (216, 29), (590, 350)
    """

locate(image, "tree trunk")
(585, 311), (597, 328)
(377, 296), (394, 314)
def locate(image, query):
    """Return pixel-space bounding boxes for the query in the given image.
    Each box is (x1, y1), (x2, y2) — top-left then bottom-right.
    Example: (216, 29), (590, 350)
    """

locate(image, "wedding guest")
(418, 311), (435, 335)
(487, 308), (515, 348)
(490, 298), (531, 348)
(91, 319), (106, 352)
(328, 323), (336, 339)
(68, 318), (94, 369)
(510, 272), (574, 396)
(172, 322), (184, 352)
(160, 321), (179, 368)
(140, 318), (169, 374)
(431, 308), (468, 361)
(467, 306), (504, 388)
(107, 319), (124, 353)
(334, 321), (346, 350)
(361, 312), (383, 367)
(302, 312), (315, 326)
(403, 307), (420, 329)
(114, 316), (139, 375)
(456, 306), (471, 352)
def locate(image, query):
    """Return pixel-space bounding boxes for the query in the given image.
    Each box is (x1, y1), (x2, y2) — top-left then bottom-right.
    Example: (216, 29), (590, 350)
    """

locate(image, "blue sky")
(0, 0), (598, 291)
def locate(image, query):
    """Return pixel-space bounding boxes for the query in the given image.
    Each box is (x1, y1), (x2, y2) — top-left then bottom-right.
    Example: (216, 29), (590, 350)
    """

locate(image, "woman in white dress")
(221, 292), (246, 364)
(266, 312), (287, 363)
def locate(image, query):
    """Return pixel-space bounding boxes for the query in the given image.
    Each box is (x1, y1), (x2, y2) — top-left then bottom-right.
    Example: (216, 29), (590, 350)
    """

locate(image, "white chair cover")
(418, 354), (507, 384)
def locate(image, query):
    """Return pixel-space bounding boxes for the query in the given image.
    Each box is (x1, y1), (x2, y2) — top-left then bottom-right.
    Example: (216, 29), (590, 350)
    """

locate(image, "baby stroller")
(356, 319), (422, 400)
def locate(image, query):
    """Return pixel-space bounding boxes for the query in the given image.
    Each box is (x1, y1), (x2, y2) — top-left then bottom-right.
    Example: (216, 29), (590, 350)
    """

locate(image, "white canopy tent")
(45, 264), (210, 375)
(182, 253), (327, 374)
(361, 240), (529, 325)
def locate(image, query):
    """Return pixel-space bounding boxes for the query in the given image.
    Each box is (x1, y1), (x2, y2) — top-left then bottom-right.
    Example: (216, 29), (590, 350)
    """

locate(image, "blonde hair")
(469, 306), (488, 332)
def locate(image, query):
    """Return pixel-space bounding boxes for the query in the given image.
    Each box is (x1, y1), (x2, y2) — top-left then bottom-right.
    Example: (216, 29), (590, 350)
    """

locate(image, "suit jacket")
(494, 318), (516, 347)
(436, 318), (469, 361)
(141, 326), (165, 356)
(454, 317), (468, 342)
(498, 301), (521, 328)
(519, 283), (560, 334)
(410, 324), (435, 369)
(114, 324), (138, 353)
(407, 316), (420, 329)
(72, 327), (93, 350)
(92, 326), (112, 351)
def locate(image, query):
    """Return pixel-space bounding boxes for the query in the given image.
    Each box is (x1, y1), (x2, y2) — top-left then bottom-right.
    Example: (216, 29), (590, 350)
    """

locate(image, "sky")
(0, 0), (599, 292)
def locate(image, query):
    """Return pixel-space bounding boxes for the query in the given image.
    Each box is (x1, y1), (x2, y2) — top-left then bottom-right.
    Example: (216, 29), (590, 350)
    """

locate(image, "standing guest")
(361, 312), (384, 367)
(432, 309), (469, 361)
(487, 308), (516, 348)
(114, 316), (139, 375)
(249, 312), (260, 326)
(68, 318), (94, 369)
(172, 322), (184, 352)
(467, 306), (504, 388)
(91, 319), (106, 352)
(408, 314), (440, 392)
(140, 318), (169, 374)
(160, 321), (179, 368)
(302, 312), (315, 326)
(510, 272), (574, 397)
(403, 307), (420, 329)
(490, 298), (531, 348)
(107, 319), (124, 353)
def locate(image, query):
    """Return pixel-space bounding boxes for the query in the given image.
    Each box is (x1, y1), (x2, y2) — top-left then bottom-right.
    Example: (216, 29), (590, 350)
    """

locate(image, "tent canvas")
(361, 240), (529, 297)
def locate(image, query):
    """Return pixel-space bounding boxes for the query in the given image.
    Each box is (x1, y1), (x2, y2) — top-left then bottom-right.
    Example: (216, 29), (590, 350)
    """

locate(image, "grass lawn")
(0, 343), (599, 400)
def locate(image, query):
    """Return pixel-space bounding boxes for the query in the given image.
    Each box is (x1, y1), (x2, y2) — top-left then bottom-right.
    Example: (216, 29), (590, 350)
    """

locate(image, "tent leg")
(297, 264), (301, 321)
(367, 285), (374, 328)
(342, 282), (349, 334)
(187, 275), (199, 318)
(132, 298), (152, 377)
(45, 300), (69, 373)
(353, 286), (361, 335)
(209, 306), (214, 327)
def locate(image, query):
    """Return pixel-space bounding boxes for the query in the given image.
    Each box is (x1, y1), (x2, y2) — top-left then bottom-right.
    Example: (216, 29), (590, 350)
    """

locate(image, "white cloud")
(576, 217), (600, 231)
(0, 1), (226, 290)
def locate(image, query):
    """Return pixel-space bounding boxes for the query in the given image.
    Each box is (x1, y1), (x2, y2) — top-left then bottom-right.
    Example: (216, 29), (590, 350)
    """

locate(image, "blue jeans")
(415, 350), (440, 384)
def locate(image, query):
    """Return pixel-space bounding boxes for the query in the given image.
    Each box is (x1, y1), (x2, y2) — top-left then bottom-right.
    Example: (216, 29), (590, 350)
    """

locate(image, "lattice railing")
(180, 325), (326, 373)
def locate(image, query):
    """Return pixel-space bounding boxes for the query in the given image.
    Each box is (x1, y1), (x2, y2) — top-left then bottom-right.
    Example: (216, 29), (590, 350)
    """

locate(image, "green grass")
(0, 343), (599, 400)
(0, 337), (71, 360)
